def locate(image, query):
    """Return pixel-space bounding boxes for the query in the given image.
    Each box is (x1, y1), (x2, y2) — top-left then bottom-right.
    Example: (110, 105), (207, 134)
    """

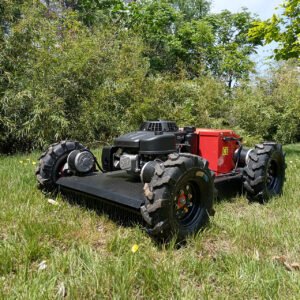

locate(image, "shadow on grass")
(214, 176), (243, 203)
(214, 191), (243, 203)
(62, 185), (243, 227)
(63, 192), (146, 228)
(58, 173), (247, 249)
(61, 193), (183, 248)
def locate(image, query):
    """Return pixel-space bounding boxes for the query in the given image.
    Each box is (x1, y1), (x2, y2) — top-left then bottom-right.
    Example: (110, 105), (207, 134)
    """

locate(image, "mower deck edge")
(57, 171), (145, 210)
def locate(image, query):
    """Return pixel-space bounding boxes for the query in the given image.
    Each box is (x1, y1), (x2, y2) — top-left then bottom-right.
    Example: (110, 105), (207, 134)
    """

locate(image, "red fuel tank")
(195, 129), (240, 175)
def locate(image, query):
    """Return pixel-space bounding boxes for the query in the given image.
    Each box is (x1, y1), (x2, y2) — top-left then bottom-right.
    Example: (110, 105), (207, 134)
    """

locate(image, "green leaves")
(0, 3), (148, 151)
(1, 0), (298, 152)
(204, 9), (260, 87)
(232, 60), (300, 144)
(168, 0), (211, 21)
(248, 0), (300, 61)
(118, 3), (260, 84)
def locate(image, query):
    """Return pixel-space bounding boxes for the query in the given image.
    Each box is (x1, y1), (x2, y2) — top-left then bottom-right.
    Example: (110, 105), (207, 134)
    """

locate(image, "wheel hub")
(178, 192), (187, 207)
(175, 185), (194, 219)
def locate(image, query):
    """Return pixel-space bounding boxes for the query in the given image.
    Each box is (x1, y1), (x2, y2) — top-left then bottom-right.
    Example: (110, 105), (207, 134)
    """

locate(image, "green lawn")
(0, 145), (299, 299)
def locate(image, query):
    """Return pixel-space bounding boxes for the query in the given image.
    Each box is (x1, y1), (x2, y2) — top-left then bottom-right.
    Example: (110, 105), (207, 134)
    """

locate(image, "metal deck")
(57, 171), (145, 210)
(57, 170), (244, 213)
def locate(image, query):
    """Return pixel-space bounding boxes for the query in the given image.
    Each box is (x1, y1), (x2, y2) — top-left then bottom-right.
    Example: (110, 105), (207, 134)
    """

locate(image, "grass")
(0, 145), (300, 299)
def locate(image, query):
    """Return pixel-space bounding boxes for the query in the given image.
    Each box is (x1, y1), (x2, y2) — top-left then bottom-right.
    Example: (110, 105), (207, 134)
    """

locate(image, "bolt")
(179, 197), (186, 205)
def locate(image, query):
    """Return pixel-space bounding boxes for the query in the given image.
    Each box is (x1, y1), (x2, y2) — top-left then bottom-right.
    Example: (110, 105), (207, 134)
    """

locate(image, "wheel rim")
(267, 159), (279, 191)
(174, 180), (201, 226)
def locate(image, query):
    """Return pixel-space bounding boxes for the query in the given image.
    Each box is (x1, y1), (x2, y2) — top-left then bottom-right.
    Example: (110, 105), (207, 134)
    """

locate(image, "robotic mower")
(36, 121), (286, 241)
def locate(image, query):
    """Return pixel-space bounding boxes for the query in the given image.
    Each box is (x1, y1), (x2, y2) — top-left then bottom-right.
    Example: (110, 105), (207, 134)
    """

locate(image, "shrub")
(232, 61), (300, 144)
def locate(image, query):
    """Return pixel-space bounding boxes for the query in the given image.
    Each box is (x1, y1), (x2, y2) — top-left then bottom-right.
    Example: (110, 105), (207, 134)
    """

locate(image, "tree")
(168, 0), (211, 21)
(249, 0), (300, 61)
(174, 20), (214, 77)
(126, 0), (182, 73)
(123, 3), (260, 84)
(204, 9), (261, 88)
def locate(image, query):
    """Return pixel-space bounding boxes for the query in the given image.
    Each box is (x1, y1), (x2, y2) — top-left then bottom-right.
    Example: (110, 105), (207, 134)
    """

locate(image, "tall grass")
(0, 145), (299, 299)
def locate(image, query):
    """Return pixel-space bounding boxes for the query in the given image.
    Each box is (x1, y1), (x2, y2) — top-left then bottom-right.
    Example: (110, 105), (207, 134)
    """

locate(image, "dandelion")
(131, 244), (139, 253)
(19, 160), (23, 164)
(32, 161), (37, 165)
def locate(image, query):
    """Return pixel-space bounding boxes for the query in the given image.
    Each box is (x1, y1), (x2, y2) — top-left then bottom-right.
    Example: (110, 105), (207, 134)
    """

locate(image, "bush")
(125, 75), (227, 129)
(232, 61), (300, 144)
(0, 4), (148, 152)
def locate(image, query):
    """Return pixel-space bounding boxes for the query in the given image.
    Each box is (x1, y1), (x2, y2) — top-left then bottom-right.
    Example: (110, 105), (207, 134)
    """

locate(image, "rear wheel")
(36, 140), (85, 194)
(243, 142), (286, 203)
(141, 153), (214, 242)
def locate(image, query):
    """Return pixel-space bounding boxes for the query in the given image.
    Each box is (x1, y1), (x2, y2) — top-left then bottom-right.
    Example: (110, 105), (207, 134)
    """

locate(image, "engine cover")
(114, 131), (176, 154)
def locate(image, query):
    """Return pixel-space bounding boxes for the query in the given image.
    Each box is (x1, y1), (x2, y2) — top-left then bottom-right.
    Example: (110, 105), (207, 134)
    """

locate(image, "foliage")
(124, 75), (226, 129)
(0, 1), (299, 153)
(168, 0), (211, 21)
(232, 60), (300, 144)
(124, 3), (260, 82)
(55, 0), (124, 26)
(0, 3), (148, 152)
(0, 0), (24, 35)
(126, 0), (183, 73)
(204, 9), (260, 87)
(249, 0), (300, 61)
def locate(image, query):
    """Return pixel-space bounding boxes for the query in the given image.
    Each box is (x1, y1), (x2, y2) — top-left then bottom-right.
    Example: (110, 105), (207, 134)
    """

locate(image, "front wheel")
(141, 153), (214, 242)
(36, 140), (85, 194)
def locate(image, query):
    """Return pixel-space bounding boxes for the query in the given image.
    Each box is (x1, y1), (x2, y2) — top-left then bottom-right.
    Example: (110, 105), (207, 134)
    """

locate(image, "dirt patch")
(66, 218), (114, 253)
(200, 234), (238, 258)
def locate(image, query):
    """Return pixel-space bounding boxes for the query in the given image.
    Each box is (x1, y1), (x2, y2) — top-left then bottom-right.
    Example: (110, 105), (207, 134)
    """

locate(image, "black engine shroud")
(101, 121), (198, 172)
(114, 131), (177, 154)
